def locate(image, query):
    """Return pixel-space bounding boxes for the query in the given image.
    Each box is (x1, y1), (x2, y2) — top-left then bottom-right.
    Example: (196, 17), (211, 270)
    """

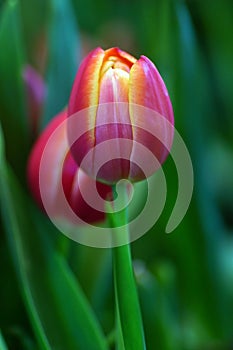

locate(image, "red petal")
(67, 48), (105, 172)
(103, 47), (136, 69)
(128, 57), (174, 179)
(68, 47), (105, 114)
(129, 56), (174, 124)
(94, 69), (133, 183)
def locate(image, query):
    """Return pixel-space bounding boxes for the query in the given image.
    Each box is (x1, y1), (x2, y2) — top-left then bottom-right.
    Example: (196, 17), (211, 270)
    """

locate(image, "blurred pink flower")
(27, 109), (112, 224)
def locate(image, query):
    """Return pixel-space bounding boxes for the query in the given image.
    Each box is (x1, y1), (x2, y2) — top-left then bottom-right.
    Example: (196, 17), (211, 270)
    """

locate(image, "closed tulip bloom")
(68, 47), (174, 184)
(27, 110), (112, 224)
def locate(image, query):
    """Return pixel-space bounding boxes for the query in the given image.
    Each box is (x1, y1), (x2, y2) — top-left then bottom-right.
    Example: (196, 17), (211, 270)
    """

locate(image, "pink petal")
(129, 55), (174, 124)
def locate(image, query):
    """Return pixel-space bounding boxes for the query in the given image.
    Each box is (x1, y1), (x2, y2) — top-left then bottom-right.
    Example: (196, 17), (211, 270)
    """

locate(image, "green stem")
(109, 185), (146, 350)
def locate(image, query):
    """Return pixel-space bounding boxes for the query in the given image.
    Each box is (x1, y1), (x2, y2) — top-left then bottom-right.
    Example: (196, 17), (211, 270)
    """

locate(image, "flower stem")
(109, 185), (146, 350)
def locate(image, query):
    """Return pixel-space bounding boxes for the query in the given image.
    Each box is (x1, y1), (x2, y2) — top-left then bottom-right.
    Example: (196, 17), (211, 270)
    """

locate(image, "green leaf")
(0, 125), (107, 350)
(19, 0), (50, 66)
(70, 245), (112, 319)
(42, 0), (81, 127)
(136, 262), (180, 350)
(170, 0), (230, 337)
(0, 0), (28, 178)
(0, 331), (8, 350)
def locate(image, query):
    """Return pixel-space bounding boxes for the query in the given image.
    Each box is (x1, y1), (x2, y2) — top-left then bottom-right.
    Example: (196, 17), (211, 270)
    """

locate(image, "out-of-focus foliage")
(0, 0), (233, 349)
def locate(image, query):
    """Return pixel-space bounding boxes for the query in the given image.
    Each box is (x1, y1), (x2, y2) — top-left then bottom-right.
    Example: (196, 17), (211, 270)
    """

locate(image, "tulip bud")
(27, 109), (112, 224)
(68, 47), (174, 184)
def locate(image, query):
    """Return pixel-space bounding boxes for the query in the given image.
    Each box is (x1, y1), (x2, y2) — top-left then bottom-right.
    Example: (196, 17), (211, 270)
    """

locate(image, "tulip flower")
(68, 47), (174, 184)
(27, 109), (112, 224)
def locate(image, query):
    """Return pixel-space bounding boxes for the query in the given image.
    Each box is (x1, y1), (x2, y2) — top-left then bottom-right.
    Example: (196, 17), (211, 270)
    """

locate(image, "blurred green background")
(0, 0), (233, 349)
